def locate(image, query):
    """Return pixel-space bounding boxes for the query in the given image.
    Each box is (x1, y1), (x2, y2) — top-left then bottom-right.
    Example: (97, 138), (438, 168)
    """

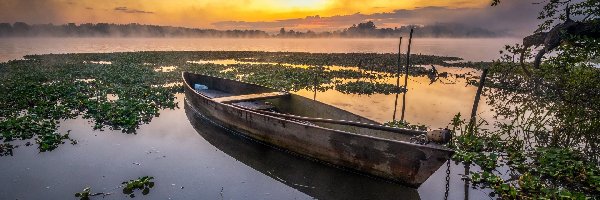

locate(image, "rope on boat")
(231, 104), (425, 136)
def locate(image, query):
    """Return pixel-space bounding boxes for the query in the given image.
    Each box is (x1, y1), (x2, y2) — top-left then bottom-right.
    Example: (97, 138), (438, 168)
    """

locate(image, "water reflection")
(0, 38), (520, 62)
(184, 102), (422, 200)
(295, 67), (492, 128)
(184, 58), (491, 128)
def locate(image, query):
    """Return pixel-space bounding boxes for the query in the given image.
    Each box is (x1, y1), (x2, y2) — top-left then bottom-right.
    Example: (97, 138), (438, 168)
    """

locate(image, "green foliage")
(0, 143), (14, 156)
(122, 176), (155, 198)
(450, 113), (600, 199)
(486, 43), (600, 161)
(383, 120), (427, 131)
(535, 0), (599, 32)
(74, 186), (108, 200)
(74, 176), (156, 200)
(452, 2), (600, 198)
(0, 115), (74, 152)
(1, 51), (464, 155)
(182, 61), (406, 94)
(336, 81), (406, 95)
(0, 55), (178, 155)
(74, 187), (92, 200)
(491, 0), (599, 33)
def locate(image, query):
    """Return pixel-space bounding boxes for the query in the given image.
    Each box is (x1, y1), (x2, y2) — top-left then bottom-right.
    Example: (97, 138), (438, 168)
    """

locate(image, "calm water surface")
(0, 94), (486, 200)
(0, 38), (520, 62)
(0, 38), (511, 199)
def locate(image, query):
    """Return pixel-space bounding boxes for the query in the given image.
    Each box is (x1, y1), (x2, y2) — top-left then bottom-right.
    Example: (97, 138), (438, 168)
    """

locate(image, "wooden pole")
(467, 68), (489, 135)
(400, 29), (414, 122)
(392, 37), (403, 121)
(464, 164), (470, 200)
(313, 66), (319, 100)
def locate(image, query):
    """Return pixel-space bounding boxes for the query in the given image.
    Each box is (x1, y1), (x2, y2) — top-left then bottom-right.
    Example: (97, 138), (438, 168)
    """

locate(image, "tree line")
(0, 21), (502, 38)
(277, 21), (501, 38)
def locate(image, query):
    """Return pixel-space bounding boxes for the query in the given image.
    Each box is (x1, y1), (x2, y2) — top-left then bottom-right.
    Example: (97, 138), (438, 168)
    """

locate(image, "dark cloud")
(213, 1), (543, 37)
(114, 7), (154, 14)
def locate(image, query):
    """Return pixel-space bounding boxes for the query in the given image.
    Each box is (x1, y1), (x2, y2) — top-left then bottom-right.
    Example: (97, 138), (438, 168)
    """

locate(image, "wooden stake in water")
(468, 67), (489, 135)
(400, 29), (414, 122)
(313, 66), (320, 100)
(392, 37), (403, 121)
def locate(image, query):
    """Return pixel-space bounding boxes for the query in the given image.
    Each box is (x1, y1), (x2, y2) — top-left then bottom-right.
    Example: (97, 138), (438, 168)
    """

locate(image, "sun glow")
(0, 0), (489, 29)
(280, 0), (326, 9)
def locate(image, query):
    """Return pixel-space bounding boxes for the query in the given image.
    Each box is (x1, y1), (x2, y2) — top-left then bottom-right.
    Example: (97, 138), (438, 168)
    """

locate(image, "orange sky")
(0, 0), (489, 28)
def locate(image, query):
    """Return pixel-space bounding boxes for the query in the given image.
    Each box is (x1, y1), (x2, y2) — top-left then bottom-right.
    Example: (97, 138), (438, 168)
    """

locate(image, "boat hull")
(183, 72), (452, 187)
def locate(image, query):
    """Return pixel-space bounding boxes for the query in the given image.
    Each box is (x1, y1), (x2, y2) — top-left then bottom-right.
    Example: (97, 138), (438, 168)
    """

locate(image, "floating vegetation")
(1, 51), (471, 155)
(0, 143), (14, 156)
(0, 115), (75, 152)
(0, 56), (179, 155)
(154, 66), (177, 72)
(74, 176), (155, 200)
(336, 81), (406, 95)
(23, 51), (464, 73)
(75, 187), (104, 200)
(122, 176), (155, 198)
(444, 61), (493, 69)
(383, 120), (428, 131)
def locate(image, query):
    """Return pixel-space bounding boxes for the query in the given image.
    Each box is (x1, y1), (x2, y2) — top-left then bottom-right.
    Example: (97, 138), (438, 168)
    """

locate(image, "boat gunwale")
(182, 72), (453, 152)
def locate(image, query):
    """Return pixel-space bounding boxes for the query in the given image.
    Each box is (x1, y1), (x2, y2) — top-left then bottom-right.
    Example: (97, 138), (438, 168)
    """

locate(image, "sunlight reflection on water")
(0, 38), (520, 62)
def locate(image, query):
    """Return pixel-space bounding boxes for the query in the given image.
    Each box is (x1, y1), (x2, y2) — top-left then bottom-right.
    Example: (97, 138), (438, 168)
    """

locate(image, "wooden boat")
(182, 72), (453, 187)
(184, 104), (421, 199)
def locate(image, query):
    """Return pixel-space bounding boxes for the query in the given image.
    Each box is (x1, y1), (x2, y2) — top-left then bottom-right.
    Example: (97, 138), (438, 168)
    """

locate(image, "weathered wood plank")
(213, 92), (289, 103)
(197, 89), (232, 98)
(232, 101), (275, 110)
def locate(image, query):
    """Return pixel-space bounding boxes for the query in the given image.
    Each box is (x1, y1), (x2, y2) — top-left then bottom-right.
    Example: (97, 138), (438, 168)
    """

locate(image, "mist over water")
(0, 38), (520, 62)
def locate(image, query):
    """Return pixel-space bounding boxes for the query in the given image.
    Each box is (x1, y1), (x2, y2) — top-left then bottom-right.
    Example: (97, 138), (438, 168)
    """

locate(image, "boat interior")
(184, 72), (418, 142)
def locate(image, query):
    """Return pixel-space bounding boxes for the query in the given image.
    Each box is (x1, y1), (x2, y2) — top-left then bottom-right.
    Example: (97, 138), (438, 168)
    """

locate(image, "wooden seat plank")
(197, 89), (232, 98)
(213, 92), (288, 103)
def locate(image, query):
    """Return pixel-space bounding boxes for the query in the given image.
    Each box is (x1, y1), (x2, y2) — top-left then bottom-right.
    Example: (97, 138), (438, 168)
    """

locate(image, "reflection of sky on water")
(0, 38), (520, 62)
(0, 44), (505, 199)
(189, 58), (491, 129)
(0, 90), (491, 200)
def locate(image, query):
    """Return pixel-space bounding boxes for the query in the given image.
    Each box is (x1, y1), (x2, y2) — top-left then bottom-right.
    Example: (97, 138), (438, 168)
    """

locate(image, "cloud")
(114, 7), (154, 14)
(0, 0), (545, 37)
(213, 1), (543, 37)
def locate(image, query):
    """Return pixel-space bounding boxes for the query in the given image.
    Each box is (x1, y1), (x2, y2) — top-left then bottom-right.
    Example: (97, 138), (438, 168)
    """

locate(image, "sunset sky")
(1, 0), (540, 35)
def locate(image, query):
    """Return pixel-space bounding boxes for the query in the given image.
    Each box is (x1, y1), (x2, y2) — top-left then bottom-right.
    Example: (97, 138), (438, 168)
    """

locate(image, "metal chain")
(444, 160), (451, 200)
(410, 134), (429, 144)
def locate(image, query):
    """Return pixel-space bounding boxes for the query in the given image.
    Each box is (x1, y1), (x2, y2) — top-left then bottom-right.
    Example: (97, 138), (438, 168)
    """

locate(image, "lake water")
(0, 93), (485, 200)
(0, 38), (516, 199)
(0, 38), (520, 62)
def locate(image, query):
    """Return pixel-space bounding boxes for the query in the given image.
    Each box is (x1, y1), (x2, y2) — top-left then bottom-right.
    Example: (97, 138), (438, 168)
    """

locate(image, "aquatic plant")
(122, 176), (155, 198)
(74, 187), (105, 200)
(450, 113), (600, 199)
(0, 115), (74, 152)
(336, 81), (406, 95)
(74, 187), (93, 200)
(74, 176), (155, 199)
(0, 143), (14, 156)
(0, 56), (178, 154)
(1, 51), (469, 154)
(383, 120), (427, 131)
